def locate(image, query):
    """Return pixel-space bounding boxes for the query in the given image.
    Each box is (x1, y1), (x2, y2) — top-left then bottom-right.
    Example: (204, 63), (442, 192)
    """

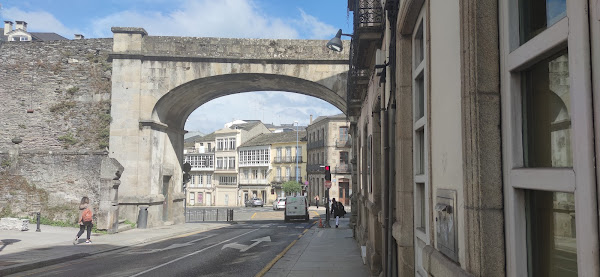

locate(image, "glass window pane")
(522, 52), (571, 167)
(416, 74), (425, 120)
(417, 183), (425, 229)
(416, 129), (425, 174)
(519, 0), (567, 44)
(526, 190), (577, 276)
(414, 21), (424, 66)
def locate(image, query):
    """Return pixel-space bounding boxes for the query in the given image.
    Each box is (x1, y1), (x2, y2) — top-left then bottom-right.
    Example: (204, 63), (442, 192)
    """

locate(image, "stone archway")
(108, 27), (349, 226)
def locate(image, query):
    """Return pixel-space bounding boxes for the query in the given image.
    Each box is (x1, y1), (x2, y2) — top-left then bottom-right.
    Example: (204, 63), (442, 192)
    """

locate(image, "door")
(206, 193), (212, 206)
(162, 176), (171, 222)
(338, 181), (350, 205)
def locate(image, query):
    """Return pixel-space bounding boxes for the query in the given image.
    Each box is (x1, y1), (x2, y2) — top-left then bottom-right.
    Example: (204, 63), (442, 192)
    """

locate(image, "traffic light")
(324, 165), (331, 181)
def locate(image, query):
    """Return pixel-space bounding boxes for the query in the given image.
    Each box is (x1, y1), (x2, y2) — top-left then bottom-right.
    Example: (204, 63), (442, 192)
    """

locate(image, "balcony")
(307, 140), (325, 150)
(239, 178), (269, 185)
(336, 139), (350, 148)
(273, 156), (304, 164)
(307, 164), (325, 173)
(272, 176), (303, 184)
(335, 164), (351, 174)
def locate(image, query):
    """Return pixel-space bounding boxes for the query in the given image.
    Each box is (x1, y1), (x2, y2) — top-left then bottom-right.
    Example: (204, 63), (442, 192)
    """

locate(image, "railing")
(307, 164), (325, 173)
(335, 164), (351, 174)
(185, 208), (234, 222)
(307, 140), (325, 150)
(217, 182), (237, 186)
(336, 139), (350, 148)
(353, 0), (383, 28)
(273, 176), (303, 183)
(273, 156), (304, 163)
(238, 179), (269, 185)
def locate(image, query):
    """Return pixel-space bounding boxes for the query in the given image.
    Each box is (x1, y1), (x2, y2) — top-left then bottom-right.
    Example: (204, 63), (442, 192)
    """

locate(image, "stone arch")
(154, 73), (346, 129)
(108, 27), (349, 226)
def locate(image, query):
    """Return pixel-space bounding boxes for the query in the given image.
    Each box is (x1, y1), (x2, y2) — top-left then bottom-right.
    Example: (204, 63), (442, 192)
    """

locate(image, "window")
(217, 139), (225, 151)
(501, 0), (596, 275)
(340, 151), (349, 164)
(229, 138), (236, 150)
(228, 157), (235, 169)
(216, 157), (224, 169)
(339, 126), (349, 141)
(206, 174), (212, 185)
(525, 190), (576, 276)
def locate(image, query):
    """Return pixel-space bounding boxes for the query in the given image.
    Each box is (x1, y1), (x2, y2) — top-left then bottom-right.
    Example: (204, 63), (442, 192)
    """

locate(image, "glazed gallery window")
(522, 52), (572, 167)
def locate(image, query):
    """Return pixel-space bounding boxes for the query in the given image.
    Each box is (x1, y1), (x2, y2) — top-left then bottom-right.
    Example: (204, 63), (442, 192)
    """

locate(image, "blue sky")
(0, 0), (351, 134)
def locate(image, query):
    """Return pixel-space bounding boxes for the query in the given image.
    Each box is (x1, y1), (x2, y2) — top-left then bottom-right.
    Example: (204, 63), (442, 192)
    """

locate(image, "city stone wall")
(0, 38), (113, 151)
(0, 39), (113, 223)
(0, 149), (107, 222)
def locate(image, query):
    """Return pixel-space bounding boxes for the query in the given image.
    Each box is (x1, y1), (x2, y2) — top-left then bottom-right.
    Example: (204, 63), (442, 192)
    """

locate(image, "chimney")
(15, 21), (27, 32)
(309, 115), (313, 125)
(74, 34), (84, 40)
(4, 21), (12, 36)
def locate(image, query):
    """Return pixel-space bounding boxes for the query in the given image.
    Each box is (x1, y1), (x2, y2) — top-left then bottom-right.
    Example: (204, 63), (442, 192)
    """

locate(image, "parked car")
(284, 196), (309, 222)
(245, 197), (264, 207)
(273, 197), (286, 210)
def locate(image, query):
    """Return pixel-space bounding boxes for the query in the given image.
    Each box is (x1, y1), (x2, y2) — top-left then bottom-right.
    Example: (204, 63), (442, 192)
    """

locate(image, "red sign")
(325, 180), (332, 188)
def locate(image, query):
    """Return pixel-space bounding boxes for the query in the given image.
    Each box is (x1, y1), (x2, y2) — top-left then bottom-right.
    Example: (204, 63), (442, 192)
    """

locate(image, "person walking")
(73, 196), (93, 245)
(314, 195), (320, 209)
(331, 198), (343, 228)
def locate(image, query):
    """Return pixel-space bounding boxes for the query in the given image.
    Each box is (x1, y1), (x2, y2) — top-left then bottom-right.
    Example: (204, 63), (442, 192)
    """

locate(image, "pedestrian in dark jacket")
(331, 198), (343, 228)
(73, 196), (93, 245)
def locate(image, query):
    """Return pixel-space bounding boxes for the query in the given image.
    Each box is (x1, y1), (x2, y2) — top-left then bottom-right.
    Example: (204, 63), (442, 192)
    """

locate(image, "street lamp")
(294, 121), (299, 188)
(326, 29), (353, 52)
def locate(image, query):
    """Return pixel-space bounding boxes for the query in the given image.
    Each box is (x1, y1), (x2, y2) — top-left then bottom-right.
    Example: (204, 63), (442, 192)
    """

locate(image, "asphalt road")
(12, 209), (318, 277)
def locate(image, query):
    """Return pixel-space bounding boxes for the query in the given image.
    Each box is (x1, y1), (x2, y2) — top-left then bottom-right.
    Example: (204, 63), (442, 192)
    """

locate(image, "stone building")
(345, 0), (600, 276)
(184, 132), (216, 206)
(238, 130), (307, 205)
(306, 114), (351, 207)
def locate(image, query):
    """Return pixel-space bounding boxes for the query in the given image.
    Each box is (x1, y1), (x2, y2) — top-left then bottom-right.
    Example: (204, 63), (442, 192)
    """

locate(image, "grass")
(29, 216), (106, 234)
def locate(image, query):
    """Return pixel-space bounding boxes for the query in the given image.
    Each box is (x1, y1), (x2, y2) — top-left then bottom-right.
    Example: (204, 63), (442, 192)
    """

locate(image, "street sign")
(325, 180), (332, 188)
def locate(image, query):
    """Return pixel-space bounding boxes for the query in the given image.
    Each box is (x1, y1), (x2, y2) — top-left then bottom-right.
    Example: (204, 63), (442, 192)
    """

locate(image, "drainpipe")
(386, 2), (398, 276)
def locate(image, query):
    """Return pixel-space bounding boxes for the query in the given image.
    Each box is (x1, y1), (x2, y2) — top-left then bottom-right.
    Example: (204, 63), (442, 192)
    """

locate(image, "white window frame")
(500, 0), (598, 275)
(412, 7), (430, 277)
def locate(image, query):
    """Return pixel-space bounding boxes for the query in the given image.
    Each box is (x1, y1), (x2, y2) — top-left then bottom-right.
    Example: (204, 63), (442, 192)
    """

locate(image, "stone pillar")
(96, 157), (124, 233)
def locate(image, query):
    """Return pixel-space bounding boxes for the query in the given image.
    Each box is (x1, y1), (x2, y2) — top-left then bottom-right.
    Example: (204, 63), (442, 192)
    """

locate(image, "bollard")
(36, 212), (41, 232)
(137, 206), (148, 229)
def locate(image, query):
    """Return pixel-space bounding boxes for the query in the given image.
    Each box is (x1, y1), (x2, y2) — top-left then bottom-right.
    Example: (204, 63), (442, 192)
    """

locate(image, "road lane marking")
(222, 236), (271, 252)
(130, 229), (259, 277)
(251, 212), (257, 219)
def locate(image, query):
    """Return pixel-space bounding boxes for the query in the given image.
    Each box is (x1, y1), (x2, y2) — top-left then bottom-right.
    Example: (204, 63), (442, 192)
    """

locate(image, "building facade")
(306, 114), (351, 207)
(183, 133), (216, 206)
(346, 0), (600, 276)
(269, 131), (307, 200)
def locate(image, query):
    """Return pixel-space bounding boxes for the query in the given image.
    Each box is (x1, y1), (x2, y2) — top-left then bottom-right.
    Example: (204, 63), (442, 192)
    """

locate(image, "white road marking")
(221, 236), (271, 252)
(129, 229), (259, 277)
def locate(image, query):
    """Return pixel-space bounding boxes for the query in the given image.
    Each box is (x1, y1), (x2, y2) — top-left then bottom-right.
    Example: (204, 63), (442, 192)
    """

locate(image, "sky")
(0, 0), (352, 134)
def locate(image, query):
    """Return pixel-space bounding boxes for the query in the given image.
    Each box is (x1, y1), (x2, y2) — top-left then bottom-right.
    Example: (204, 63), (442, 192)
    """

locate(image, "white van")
(284, 196), (309, 222)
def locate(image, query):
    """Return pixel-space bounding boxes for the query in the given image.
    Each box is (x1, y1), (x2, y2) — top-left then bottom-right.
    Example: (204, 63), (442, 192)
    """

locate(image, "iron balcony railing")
(238, 178), (269, 185)
(335, 164), (351, 174)
(307, 140), (325, 150)
(353, 0), (383, 28)
(272, 176), (303, 183)
(307, 164), (325, 173)
(336, 139), (350, 148)
(273, 156), (304, 163)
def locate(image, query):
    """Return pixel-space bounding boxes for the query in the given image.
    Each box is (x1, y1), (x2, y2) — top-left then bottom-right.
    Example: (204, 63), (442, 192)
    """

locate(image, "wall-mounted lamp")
(326, 29), (353, 52)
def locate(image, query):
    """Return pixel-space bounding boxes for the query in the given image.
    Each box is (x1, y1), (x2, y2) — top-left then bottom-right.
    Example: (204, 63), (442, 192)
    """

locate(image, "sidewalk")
(0, 222), (229, 276)
(263, 210), (373, 277)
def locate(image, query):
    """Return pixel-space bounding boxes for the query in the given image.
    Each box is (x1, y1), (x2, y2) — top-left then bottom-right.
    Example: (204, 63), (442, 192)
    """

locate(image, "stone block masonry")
(0, 38), (113, 152)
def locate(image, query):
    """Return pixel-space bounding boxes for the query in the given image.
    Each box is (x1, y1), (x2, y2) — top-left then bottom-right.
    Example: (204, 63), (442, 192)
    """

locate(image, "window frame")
(500, 0), (598, 275)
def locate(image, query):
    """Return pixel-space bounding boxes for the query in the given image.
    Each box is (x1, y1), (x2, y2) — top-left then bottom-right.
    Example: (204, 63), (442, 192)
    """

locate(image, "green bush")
(58, 133), (78, 146)
(282, 181), (303, 195)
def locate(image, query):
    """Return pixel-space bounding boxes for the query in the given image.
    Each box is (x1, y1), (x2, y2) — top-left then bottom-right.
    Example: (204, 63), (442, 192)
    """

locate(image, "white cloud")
(90, 0), (299, 38)
(1, 7), (82, 39)
(185, 91), (341, 134)
(296, 9), (338, 39)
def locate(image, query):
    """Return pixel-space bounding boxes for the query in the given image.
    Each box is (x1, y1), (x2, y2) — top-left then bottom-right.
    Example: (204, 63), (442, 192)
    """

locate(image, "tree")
(282, 181), (302, 196)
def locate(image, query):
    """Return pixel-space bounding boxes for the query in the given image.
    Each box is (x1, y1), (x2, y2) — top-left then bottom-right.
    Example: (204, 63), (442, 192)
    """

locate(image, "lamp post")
(326, 29), (353, 52)
(294, 121), (299, 190)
